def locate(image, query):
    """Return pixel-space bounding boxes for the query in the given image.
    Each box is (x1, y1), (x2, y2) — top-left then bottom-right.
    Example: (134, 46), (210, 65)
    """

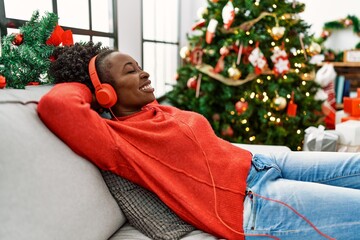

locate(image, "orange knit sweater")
(37, 82), (252, 239)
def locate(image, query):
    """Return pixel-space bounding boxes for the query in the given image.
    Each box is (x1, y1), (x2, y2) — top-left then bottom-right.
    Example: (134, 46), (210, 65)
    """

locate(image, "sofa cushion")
(0, 85), (125, 240)
(109, 222), (218, 240)
(101, 170), (195, 240)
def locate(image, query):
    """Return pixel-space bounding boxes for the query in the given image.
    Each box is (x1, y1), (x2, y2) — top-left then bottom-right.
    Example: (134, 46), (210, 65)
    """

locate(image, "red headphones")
(88, 55), (117, 108)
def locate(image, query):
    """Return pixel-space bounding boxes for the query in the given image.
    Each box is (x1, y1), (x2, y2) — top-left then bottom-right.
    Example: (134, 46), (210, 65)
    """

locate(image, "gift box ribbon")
(305, 125), (338, 151)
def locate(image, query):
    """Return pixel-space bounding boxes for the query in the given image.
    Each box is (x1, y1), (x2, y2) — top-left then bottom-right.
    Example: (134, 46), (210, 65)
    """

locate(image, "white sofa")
(0, 85), (290, 240)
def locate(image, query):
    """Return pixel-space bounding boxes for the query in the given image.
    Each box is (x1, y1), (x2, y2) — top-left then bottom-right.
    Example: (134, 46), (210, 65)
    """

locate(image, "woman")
(38, 42), (360, 240)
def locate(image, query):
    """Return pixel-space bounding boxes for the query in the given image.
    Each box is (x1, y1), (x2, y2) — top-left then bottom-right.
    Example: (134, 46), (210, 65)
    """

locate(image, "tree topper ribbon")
(46, 24), (74, 46)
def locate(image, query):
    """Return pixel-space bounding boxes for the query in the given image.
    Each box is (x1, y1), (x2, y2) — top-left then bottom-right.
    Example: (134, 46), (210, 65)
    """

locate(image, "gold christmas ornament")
(227, 65), (242, 80)
(197, 7), (208, 19)
(179, 46), (190, 59)
(271, 95), (287, 111)
(270, 25), (285, 40)
(307, 42), (322, 56)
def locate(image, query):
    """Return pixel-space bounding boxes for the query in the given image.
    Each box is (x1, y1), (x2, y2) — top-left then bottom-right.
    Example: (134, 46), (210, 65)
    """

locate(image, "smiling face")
(104, 52), (155, 116)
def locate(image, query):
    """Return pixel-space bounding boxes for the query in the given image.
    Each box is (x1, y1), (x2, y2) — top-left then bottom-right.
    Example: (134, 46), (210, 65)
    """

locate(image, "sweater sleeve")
(37, 82), (118, 170)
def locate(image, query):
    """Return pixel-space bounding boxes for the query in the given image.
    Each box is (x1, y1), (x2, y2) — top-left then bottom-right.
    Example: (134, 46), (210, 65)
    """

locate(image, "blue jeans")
(243, 151), (360, 240)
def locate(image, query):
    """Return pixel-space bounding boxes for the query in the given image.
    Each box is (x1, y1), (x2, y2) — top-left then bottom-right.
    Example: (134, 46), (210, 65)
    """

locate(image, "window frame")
(141, 0), (180, 100)
(0, 0), (118, 49)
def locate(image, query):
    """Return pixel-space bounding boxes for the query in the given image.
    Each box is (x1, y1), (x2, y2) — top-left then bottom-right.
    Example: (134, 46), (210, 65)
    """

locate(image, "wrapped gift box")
(343, 97), (360, 117)
(303, 125), (339, 152)
(341, 115), (360, 122)
(335, 120), (360, 146)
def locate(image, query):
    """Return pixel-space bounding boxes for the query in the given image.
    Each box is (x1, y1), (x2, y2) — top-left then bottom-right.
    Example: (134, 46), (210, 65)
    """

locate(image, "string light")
(245, 127), (250, 132)
(249, 40), (254, 44)
(283, 75), (287, 79)
(301, 81), (306, 86)
(276, 118), (281, 123)
(271, 42), (276, 46)
(263, 92), (269, 102)
(305, 92), (310, 97)
(267, 112), (272, 116)
(270, 116), (276, 121)
(250, 92), (256, 98)
(267, 76), (271, 80)
(241, 119), (247, 124)
(246, 31), (250, 35)
(287, 94), (291, 99)
(285, 38), (289, 42)
(297, 129), (301, 134)
(297, 146), (302, 151)
(230, 111), (235, 115)
(272, 4), (277, 8)
(249, 136), (256, 141)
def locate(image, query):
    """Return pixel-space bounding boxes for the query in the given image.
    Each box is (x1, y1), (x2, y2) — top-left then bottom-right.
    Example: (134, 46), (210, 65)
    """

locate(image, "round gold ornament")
(227, 65), (242, 80)
(270, 26), (285, 40)
(179, 46), (190, 59)
(271, 96), (287, 111)
(307, 42), (321, 56)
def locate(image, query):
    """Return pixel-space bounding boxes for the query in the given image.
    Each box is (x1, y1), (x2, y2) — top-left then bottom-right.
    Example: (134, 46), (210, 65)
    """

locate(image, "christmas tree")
(0, 10), (73, 89)
(167, 0), (324, 151)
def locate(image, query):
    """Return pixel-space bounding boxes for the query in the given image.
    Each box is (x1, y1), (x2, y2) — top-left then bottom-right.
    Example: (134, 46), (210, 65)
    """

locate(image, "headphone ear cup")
(95, 83), (118, 108)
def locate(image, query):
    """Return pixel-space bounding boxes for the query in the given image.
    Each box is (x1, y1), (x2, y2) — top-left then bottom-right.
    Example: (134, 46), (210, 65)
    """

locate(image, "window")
(0, 0), (117, 48)
(142, 0), (180, 98)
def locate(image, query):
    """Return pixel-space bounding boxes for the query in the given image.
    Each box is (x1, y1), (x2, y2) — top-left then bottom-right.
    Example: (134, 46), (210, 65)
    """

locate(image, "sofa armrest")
(233, 143), (291, 154)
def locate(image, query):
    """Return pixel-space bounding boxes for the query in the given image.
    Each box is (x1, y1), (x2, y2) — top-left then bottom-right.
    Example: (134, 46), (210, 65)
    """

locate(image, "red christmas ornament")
(191, 19), (206, 31)
(271, 46), (290, 76)
(221, 125), (234, 137)
(248, 43), (267, 75)
(12, 33), (24, 46)
(0, 75), (6, 89)
(222, 1), (235, 30)
(206, 19), (218, 44)
(287, 91), (297, 117)
(187, 77), (197, 89)
(212, 113), (221, 121)
(27, 82), (40, 86)
(213, 46), (229, 73)
(235, 101), (248, 114)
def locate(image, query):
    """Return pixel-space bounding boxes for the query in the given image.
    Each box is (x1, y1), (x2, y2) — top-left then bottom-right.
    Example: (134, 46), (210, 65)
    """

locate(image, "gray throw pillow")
(101, 170), (195, 240)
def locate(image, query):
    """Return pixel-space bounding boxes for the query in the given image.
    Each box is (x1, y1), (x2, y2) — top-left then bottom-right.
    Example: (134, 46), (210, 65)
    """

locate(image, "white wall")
(300, 0), (360, 51)
(116, 0), (207, 63)
(117, 0), (142, 62)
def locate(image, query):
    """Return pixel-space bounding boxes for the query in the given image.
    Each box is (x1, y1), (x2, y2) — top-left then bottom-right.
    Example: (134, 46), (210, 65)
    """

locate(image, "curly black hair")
(49, 41), (116, 92)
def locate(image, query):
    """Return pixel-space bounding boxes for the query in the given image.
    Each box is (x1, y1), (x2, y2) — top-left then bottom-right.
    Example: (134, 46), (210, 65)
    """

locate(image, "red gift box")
(343, 97), (360, 117)
(341, 115), (360, 122)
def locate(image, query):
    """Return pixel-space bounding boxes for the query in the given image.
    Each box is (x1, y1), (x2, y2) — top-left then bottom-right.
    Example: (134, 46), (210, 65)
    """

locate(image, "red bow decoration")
(46, 24), (73, 46)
